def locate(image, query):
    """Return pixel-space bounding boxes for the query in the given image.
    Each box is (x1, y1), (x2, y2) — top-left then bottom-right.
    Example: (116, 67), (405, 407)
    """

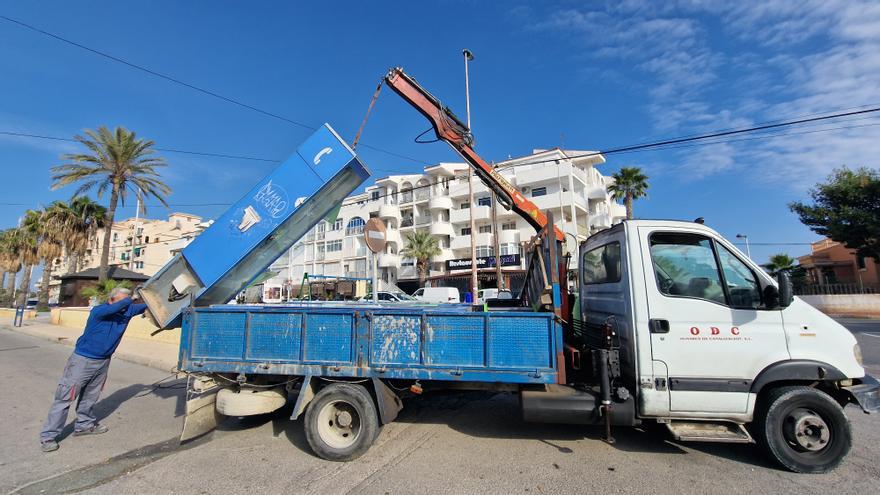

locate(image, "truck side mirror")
(776, 271), (794, 308)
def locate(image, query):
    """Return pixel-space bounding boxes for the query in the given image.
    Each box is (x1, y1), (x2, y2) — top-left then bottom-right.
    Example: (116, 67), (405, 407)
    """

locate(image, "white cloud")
(519, 0), (880, 188)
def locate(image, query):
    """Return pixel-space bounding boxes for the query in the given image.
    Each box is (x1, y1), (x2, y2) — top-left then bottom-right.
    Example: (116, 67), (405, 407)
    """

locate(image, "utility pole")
(736, 234), (751, 259)
(463, 48), (478, 303)
(491, 191), (503, 290)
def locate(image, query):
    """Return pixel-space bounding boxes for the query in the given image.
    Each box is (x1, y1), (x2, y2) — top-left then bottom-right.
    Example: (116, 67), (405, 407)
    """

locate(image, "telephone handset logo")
(313, 147), (332, 165)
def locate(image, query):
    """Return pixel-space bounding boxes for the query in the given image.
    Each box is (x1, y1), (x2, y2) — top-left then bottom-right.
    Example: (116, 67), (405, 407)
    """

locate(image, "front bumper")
(843, 374), (880, 413)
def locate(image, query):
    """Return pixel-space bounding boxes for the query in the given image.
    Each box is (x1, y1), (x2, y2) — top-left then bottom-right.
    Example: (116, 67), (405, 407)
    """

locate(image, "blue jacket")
(74, 298), (148, 359)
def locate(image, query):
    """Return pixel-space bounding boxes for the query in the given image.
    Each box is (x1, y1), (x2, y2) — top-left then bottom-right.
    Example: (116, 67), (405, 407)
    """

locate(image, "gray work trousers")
(40, 353), (110, 442)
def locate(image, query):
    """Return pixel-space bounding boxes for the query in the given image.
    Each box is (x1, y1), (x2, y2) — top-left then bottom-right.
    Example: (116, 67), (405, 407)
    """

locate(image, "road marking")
(863, 333), (880, 338)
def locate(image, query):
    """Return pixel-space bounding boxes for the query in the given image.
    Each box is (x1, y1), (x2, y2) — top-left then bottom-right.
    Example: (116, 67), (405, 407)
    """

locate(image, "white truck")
(570, 219), (877, 473)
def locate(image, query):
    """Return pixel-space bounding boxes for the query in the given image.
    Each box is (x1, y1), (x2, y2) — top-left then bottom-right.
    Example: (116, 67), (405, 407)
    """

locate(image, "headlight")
(854, 344), (864, 367)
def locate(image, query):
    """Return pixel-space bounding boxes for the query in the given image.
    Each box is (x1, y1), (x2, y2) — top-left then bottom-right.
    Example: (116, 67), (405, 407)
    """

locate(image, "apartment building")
(56, 212), (211, 277)
(266, 148), (626, 297)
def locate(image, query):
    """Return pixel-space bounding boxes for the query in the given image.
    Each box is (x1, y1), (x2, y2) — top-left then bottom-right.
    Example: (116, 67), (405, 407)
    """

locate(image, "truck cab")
(578, 220), (875, 472)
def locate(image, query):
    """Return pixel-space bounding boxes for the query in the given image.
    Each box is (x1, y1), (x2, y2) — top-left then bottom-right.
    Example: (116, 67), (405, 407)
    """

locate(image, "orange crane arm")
(383, 67), (565, 241)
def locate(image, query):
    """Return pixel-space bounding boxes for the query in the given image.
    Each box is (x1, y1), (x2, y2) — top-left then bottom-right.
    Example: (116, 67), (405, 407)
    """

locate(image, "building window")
(332, 218), (343, 231)
(531, 187), (547, 197)
(371, 190), (380, 201)
(112, 233), (118, 242)
(500, 243), (520, 256)
(857, 255), (867, 270)
(144, 236), (149, 243)
(461, 227), (471, 236)
(476, 245), (494, 257)
(135, 261), (144, 269)
(401, 257), (415, 267)
(460, 202), (470, 209)
(327, 240), (343, 252)
(477, 197), (492, 207)
(478, 225), (492, 234)
(502, 222), (516, 231)
(346, 218), (365, 235)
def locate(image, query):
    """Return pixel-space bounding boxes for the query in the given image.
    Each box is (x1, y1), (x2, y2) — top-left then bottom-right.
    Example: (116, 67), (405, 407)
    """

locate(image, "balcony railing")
(401, 217), (414, 228)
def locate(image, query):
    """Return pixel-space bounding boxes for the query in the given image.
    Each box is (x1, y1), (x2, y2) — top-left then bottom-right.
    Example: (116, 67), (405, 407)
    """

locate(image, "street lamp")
(736, 234), (751, 258)
(463, 48), (478, 303)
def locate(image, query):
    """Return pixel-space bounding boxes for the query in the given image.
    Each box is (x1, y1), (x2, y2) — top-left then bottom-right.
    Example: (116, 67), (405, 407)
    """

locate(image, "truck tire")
(304, 383), (380, 461)
(754, 386), (851, 473)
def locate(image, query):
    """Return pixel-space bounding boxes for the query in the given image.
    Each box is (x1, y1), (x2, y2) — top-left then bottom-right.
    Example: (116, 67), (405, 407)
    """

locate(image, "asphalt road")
(2, 319), (880, 495)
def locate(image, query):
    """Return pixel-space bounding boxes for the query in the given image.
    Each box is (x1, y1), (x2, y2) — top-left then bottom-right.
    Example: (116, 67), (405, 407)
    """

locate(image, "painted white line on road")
(864, 333), (880, 338)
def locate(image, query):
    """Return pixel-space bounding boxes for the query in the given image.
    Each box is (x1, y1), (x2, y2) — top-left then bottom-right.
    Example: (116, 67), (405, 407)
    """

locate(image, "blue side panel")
(424, 315), (485, 367)
(246, 313), (302, 361)
(304, 313), (353, 363)
(192, 312), (246, 359)
(488, 316), (552, 368)
(371, 315), (421, 365)
(182, 124), (361, 289)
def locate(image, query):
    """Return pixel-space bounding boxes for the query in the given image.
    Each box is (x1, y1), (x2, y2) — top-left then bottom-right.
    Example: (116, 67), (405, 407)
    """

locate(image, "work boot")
(73, 424), (109, 436)
(40, 440), (59, 452)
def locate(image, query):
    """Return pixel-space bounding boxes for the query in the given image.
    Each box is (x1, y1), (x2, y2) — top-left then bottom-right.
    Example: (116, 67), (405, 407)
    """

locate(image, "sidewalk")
(0, 315), (179, 372)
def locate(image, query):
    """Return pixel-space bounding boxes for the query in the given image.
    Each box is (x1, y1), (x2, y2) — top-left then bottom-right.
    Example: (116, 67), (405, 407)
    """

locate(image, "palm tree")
(47, 197), (107, 274)
(765, 253), (796, 275)
(13, 214), (41, 307)
(51, 126), (171, 282)
(607, 167), (649, 220)
(400, 230), (441, 287)
(0, 229), (23, 306)
(35, 203), (76, 308)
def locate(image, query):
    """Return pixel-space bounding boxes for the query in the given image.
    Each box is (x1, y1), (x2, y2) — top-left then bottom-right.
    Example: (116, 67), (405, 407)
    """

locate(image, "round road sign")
(364, 218), (387, 254)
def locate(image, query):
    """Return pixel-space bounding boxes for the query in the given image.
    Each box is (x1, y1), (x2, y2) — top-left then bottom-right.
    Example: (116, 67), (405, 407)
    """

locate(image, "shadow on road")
(54, 378), (187, 441)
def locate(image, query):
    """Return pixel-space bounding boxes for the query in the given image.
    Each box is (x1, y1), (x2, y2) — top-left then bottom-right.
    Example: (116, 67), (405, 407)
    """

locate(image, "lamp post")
(736, 234), (751, 258)
(463, 48), (478, 303)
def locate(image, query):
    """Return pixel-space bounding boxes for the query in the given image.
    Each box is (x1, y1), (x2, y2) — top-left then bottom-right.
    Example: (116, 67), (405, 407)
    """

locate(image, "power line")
(0, 14), (431, 166)
(495, 107), (880, 170)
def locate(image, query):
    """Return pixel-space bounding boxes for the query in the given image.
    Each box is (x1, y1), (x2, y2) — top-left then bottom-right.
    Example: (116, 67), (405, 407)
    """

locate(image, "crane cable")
(351, 81), (384, 150)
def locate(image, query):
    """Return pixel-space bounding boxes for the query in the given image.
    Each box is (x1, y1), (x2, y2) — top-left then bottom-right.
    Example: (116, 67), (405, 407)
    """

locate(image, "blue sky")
(1, 0), (878, 267)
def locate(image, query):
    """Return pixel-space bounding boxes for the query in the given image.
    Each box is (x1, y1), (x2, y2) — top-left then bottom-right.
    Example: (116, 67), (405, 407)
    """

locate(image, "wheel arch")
(290, 374), (402, 424)
(751, 360), (847, 396)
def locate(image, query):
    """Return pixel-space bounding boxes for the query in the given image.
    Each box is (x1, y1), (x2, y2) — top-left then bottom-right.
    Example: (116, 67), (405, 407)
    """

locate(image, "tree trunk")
(417, 259), (427, 287)
(99, 185), (120, 282)
(38, 261), (52, 309)
(625, 193), (634, 220)
(16, 264), (32, 306)
(4, 269), (16, 307)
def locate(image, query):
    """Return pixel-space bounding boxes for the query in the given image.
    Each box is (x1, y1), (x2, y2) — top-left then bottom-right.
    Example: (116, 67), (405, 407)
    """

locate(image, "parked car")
(476, 289), (513, 303)
(25, 298), (38, 309)
(358, 291), (416, 303)
(411, 287), (460, 303)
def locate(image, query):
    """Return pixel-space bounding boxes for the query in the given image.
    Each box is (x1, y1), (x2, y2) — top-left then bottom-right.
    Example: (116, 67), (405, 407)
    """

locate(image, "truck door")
(640, 228), (789, 414)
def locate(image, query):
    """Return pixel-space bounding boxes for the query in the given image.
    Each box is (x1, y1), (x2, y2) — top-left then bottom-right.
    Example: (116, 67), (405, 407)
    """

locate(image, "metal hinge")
(655, 378), (668, 391)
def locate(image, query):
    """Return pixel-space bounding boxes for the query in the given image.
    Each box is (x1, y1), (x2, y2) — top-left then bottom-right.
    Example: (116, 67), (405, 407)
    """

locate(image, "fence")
(794, 283), (879, 296)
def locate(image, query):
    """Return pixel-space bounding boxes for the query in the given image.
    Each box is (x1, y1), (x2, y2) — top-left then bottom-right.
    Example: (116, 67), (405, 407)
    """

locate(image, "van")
(412, 287), (460, 303)
(476, 289), (513, 303)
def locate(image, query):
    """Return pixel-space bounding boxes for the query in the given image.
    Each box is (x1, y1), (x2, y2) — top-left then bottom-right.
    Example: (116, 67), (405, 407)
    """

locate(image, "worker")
(39, 287), (147, 452)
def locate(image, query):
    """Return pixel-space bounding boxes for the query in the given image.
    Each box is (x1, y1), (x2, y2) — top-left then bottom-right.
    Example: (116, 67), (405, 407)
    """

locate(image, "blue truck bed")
(179, 304), (562, 384)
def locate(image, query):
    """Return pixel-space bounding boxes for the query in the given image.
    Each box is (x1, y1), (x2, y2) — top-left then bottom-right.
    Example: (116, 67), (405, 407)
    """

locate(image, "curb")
(1, 323), (178, 372)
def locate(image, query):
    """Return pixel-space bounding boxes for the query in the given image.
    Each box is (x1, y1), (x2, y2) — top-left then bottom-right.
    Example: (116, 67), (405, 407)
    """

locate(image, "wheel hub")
(316, 400), (361, 449)
(785, 409), (830, 452)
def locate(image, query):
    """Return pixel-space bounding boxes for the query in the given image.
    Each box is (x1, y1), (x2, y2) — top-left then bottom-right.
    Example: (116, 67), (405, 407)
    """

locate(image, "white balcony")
(398, 265), (417, 280)
(497, 229), (520, 244)
(530, 191), (588, 213)
(428, 196), (453, 210)
(450, 232), (493, 250)
(434, 248), (455, 262)
(450, 205), (491, 224)
(385, 229), (402, 246)
(379, 203), (400, 220)
(378, 253), (399, 268)
(430, 222), (454, 236)
(587, 184), (608, 200)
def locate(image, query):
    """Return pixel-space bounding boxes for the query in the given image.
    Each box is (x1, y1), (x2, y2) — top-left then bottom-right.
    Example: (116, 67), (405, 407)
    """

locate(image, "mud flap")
(181, 377), (224, 442)
(372, 377), (403, 424)
(291, 374), (317, 421)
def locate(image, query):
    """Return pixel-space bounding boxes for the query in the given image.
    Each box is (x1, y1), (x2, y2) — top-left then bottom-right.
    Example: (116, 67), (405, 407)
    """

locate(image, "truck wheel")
(755, 386), (851, 473)
(304, 383), (379, 461)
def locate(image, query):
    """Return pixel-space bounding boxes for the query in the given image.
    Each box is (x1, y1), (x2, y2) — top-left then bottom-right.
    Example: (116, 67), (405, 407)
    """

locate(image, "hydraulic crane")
(380, 67), (569, 319)
(382, 67), (565, 243)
